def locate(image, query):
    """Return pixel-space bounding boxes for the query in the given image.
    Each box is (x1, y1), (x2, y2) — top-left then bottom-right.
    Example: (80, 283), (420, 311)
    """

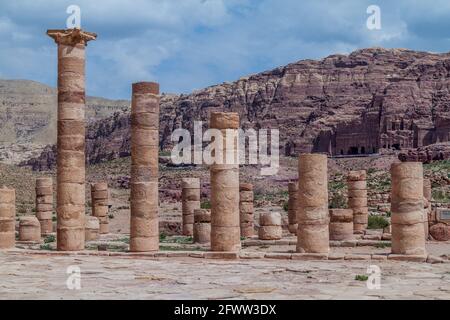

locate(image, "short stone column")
(423, 178), (432, 239)
(210, 112), (241, 252)
(0, 187), (15, 249)
(329, 209), (354, 241)
(19, 217), (41, 242)
(239, 183), (254, 238)
(194, 209), (211, 244)
(35, 177), (53, 235)
(287, 182), (298, 234)
(259, 212), (282, 240)
(181, 178), (200, 236)
(85, 216), (100, 241)
(91, 182), (109, 234)
(47, 29), (97, 251)
(297, 154), (329, 253)
(390, 162), (426, 255)
(347, 170), (368, 232)
(130, 82), (160, 252)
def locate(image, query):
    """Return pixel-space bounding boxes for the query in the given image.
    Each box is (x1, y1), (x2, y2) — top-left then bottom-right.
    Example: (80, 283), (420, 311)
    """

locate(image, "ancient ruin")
(329, 209), (354, 241)
(347, 170), (368, 232)
(19, 216), (41, 242)
(85, 216), (100, 241)
(297, 154), (329, 254)
(47, 29), (96, 251)
(239, 183), (254, 238)
(35, 177), (53, 235)
(193, 209), (211, 244)
(287, 182), (298, 234)
(210, 112), (241, 252)
(0, 187), (15, 249)
(390, 162), (427, 255)
(259, 212), (282, 240)
(181, 178), (200, 236)
(129, 82), (160, 252)
(91, 182), (109, 234)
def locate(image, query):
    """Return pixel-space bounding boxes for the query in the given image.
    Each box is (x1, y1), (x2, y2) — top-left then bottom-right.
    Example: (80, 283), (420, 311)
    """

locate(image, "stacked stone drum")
(85, 216), (100, 241)
(91, 182), (109, 234)
(19, 216), (41, 242)
(0, 187), (15, 249)
(35, 177), (53, 235)
(182, 178), (200, 236)
(239, 183), (254, 238)
(194, 209), (211, 244)
(347, 170), (368, 233)
(259, 212), (282, 240)
(287, 182), (298, 234)
(329, 209), (354, 241)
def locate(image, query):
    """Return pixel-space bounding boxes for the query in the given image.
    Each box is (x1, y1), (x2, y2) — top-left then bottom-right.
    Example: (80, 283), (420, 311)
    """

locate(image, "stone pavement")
(0, 252), (449, 299)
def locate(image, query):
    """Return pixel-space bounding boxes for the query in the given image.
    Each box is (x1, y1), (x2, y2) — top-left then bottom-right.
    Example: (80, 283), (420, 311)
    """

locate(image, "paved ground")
(1, 252), (449, 300)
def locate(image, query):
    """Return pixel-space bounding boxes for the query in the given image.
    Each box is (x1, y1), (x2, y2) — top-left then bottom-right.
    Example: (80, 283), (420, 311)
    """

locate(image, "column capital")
(47, 28), (97, 46)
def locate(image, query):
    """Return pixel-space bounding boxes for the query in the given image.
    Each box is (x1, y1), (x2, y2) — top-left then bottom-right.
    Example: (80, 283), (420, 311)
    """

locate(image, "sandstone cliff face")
(22, 48), (450, 170)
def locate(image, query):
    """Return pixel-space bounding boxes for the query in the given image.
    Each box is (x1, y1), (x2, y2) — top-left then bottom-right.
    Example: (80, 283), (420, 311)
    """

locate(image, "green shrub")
(283, 201), (289, 212)
(355, 275), (368, 281)
(201, 201), (211, 209)
(329, 193), (347, 209)
(44, 235), (56, 243)
(368, 215), (390, 229)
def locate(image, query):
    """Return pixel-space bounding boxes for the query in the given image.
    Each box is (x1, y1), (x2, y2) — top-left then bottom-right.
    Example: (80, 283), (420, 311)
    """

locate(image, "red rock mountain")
(23, 48), (450, 170)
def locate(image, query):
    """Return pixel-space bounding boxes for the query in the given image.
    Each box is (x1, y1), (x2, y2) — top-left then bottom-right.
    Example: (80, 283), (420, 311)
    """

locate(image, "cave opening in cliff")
(348, 147), (359, 155)
(392, 143), (400, 150)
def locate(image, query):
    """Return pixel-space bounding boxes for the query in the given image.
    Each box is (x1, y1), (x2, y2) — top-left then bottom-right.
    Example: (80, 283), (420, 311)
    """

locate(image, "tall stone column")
(47, 29), (96, 251)
(239, 183), (254, 238)
(287, 182), (298, 234)
(35, 177), (53, 235)
(210, 112), (240, 252)
(181, 178), (200, 236)
(390, 162), (426, 255)
(347, 170), (368, 232)
(297, 154), (329, 253)
(130, 82), (160, 252)
(0, 187), (15, 249)
(91, 182), (109, 234)
(423, 178), (432, 239)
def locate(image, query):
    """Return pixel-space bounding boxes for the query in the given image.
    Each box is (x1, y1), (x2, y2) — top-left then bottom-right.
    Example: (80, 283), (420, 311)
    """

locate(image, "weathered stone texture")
(347, 170), (368, 232)
(91, 182), (109, 234)
(35, 177), (53, 235)
(239, 183), (254, 238)
(0, 187), (15, 249)
(182, 178), (200, 236)
(287, 182), (298, 234)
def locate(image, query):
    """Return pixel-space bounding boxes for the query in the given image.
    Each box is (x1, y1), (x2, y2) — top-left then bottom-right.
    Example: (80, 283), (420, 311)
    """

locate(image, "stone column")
(210, 112), (240, 252)
(85, 216), (100, 241)
(347, 170), (368, 233)
(423, 178), (431, 239)
(297, 154), (329, 253)
(259, 212), (282, 240)
(19, 217), (41, 242)
(0, 187), (15, 249)
(329, 209), (353, 241)
(390, 162), (426, 255)
(35, 177), (53, 235)
(239, 183), (254, 238)
(181, 178), (200, 236)
(47, 29), (96, 251)
(130, 82), (160, 252)
(91, 182), (109, 234)
(287, 182), (298, 234)
(194, 209), (211, 244)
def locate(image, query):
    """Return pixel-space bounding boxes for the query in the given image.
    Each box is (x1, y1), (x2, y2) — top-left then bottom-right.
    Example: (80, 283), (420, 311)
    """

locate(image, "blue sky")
(1, 0), (450, 99)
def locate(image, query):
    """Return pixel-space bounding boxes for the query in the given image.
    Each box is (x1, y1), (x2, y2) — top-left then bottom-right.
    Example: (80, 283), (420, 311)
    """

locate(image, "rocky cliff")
(21, 48), (450, 170)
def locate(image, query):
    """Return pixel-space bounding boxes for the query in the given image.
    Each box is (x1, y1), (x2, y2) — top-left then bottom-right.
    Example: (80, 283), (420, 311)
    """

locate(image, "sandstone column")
(130, 82), (160, 252)
(423, 178), (431, 239)
(390, 162), (426, 255)
(210, 112), (240, 252)
(297, 154), (329, 253)
(259, 212), (282, 240)
(91, 182), (109, 234)
(287, 182), (298, 234)
(85, 216), (100, 241)
(47, 29), (96, 251)
(239, 183), (254, 238)
(194, 209), (211, 244)
(19, 217), (41, 242)
(0, 187), (15, 249)
(347, 170), (368, 232)
(35, 177), (53, 235)
(329, 209), (353, 241)
(181, 178), (200, 236)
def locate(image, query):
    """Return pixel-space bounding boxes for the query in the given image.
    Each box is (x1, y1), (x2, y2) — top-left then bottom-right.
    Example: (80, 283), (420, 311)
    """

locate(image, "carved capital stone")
(47, 28), (97, 46)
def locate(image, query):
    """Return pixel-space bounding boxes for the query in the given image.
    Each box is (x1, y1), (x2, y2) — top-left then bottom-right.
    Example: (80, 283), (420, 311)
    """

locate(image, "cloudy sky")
(1, 0), (450, 99)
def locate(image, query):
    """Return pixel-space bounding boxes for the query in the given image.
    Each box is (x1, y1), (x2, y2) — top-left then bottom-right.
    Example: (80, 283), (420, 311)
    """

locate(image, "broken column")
(35, 177), (53, 235)
(423, 178), (431, 239)
(297, 154), (329, 253)
(239, 183), (254, 238)
(85, 216), (100, 241)
(47, 29), (97, 251)
(0, 187), (15, 249)
(130, 82), (160, 252)
(287, 182), (298, 234)
(259, 212), (282, 240)
(91, 182), (109, 234)
(390, 162), (426, 255)
(19, 216), (41, 242)
(347, 170), (368, 233)
(181, 178), (200, 236)
(210, 112), (241, 252)
(194, 209), (211, 244)
(329, 209), (354, 241)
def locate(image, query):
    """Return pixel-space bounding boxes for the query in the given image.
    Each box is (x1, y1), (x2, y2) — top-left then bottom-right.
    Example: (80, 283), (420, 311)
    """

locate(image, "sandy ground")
(0, 252), (449, 300)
